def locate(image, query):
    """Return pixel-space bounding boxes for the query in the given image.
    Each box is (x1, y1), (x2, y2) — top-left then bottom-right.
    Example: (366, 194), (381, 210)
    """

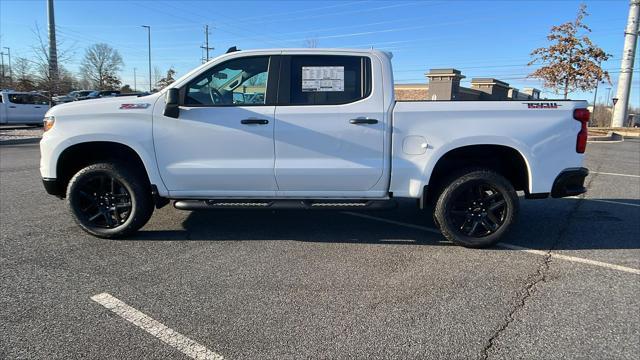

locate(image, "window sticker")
(301, 66), (344, 92)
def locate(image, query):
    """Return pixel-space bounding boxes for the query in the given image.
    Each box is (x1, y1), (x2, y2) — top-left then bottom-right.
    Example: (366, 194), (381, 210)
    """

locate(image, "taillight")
(573, 109), (589, 153)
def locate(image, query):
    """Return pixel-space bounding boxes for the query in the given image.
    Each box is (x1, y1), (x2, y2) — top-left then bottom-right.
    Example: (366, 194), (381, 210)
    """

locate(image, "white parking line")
(497, 243), (640, 275)
(343, 212), (441, 234)
(591, 171), (640, 178)
(568, 196), (640, 207)
(344, 212), (640, 275)
(91, 293), (224, 360)
(587, 199), (640, 208)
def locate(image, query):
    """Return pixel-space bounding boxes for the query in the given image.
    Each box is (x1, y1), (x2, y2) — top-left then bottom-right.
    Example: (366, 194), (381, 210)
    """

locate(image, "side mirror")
(164, 88), (180, 118)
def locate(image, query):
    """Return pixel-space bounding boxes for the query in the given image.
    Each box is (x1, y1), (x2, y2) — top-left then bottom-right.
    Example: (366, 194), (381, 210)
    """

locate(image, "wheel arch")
(423, 142), (532, 205)
(55, 140), (161, 198)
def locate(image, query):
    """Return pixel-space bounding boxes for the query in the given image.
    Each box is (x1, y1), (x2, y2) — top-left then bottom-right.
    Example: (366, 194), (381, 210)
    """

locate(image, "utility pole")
(47, 0), (59, 96)
(142, 25), (151, 92)
(0, 52), (5, 88)
(612, 0), (640, 128)
(591, 61), (602, 126)
(3, 47), (11, 86)
(201, 25), (214, 63)
(133, 67), (137, 92)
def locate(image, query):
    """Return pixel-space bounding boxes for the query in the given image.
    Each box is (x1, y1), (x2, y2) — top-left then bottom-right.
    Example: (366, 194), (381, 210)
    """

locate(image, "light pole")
(0, 52), (5, 88)
(133, 67), (137, 92)
(142, 25), (151, 92)
(3, 47), (11, 86)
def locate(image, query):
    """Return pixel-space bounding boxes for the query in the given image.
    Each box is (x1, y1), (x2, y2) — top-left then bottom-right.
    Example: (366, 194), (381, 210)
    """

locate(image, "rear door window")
(9, 94), (30, 104)
(282, 55), (371, 105)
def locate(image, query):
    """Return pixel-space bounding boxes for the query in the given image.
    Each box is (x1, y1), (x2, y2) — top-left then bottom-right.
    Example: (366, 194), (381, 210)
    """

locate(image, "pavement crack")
(480, 172), (597, 360)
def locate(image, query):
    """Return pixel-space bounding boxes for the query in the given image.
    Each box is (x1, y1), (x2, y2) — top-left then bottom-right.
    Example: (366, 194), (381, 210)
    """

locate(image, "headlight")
(43, 116), (55, 132)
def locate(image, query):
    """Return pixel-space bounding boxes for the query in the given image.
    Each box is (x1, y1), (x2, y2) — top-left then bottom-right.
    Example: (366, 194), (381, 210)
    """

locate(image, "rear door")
(5, 94), (31, 123)
(273, 55), (386, 196)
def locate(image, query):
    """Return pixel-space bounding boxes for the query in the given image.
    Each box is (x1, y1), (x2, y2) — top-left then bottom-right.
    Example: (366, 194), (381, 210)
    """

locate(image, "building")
(395, 68), (540, 101)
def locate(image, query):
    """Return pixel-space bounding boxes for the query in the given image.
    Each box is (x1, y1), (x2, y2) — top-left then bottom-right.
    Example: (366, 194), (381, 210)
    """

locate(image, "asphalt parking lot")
(1, 140), (638, 359)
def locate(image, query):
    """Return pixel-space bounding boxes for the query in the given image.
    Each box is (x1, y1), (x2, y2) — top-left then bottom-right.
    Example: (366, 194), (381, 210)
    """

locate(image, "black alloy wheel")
(72, 174), (132, 228)
(433, 169), (518, 248)
(66, 162), (154, 238)
(446, 181), (507, 237)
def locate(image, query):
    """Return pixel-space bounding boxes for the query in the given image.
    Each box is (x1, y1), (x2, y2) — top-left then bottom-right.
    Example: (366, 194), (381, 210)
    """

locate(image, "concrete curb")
(587, 131), (625, 143)
(0, 138), (41, 145)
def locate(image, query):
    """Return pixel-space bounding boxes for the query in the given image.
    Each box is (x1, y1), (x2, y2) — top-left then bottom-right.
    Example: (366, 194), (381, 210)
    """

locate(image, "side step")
(173, 199), (397, 211)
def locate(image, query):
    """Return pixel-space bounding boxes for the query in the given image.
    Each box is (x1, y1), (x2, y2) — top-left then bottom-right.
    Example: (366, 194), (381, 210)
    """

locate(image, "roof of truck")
(223, 48), (393, 59)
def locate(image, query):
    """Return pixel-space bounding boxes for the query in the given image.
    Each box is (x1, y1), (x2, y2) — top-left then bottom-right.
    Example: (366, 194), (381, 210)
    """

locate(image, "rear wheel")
(433, 169), (518, 248)
(66, 162), (153, 238)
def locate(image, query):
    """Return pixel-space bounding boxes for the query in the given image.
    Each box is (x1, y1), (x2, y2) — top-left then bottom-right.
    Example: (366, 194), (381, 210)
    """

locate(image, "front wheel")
(66, 162), (154, 238)
(433, 169), (519, 248)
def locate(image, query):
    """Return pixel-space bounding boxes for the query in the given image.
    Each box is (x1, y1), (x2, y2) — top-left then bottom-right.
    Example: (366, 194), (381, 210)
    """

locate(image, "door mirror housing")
(164, 88), (180, 118)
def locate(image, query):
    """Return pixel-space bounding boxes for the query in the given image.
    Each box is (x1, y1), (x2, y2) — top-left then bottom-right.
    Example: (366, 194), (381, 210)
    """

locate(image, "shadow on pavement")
(126, 197), (639, 251)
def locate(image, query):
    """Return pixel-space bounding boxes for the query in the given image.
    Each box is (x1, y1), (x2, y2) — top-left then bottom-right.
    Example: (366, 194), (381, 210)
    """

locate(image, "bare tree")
(304, 37), (319, 48)
(153, 66), (163, 90)
(13, 57), (35, 91)
(80, 43), (124, 90)
(528, 4), (611, 99)
(31, 23), (75, 96)
(155, 67), (176, 90)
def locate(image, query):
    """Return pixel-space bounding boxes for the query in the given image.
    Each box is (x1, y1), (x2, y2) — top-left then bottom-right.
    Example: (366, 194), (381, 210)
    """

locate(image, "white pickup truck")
(0, 90), (50, 125)
(40, 48), (589, 247)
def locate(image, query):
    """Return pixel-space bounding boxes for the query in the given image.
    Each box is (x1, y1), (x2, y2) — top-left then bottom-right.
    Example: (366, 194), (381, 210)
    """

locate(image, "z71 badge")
(119, 103), (150, 110)
(524, 102), (560, 109)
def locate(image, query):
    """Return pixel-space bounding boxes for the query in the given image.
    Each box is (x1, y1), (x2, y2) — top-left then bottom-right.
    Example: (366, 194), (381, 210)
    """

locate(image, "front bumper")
(43, 178), (64, 198)
(551, 167), (589, 198)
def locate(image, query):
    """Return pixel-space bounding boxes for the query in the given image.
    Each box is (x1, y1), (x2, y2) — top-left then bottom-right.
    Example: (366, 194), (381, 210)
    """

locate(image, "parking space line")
(569, 196), (640, 207)
(591, 171), (640, 178)
(91, 293), (224, 360)
(497, 243), (640, 275)
(587, 199), (640, 208)
(343, 212), (441, 234)
(344, 213), (640, 275)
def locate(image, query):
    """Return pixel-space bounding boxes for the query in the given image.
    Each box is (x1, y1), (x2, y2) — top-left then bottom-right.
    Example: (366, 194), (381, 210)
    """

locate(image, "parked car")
(40, 48), (589, 248)
(0, 90), (50, 125)
(76, 90), (121, 101)
(53, 90), (95, 104)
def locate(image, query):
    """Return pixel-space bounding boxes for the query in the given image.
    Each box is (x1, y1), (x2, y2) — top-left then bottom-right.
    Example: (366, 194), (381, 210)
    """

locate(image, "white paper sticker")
(302, 66), (344, 92)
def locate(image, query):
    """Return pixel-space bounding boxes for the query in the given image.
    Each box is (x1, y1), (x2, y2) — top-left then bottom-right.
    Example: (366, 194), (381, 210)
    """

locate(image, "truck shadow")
(129, 197), (640, 251)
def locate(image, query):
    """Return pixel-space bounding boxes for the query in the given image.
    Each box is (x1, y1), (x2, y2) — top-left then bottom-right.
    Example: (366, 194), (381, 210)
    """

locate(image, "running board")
(173, 199), (397, 210)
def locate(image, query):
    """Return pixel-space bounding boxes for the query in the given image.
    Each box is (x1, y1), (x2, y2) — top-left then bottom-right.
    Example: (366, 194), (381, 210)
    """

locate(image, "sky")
(0, 0), (637, 105)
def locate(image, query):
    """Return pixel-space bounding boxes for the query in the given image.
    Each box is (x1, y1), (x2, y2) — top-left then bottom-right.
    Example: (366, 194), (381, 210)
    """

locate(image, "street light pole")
(142, 25), (151, 92)
(3, 47), (11, 86)
(133, 67), (137, 92)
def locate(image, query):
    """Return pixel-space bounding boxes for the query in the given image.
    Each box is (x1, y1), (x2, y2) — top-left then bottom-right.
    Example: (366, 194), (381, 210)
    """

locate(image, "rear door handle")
(350, 118), (378, 125)
(241, 119), (269, 125)
(9, 106), (16, 108)
(34, 106), (42, 108)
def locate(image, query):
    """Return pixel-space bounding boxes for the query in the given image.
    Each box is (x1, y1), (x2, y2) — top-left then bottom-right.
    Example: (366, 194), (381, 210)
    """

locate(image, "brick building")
(395, 68), (540, 101)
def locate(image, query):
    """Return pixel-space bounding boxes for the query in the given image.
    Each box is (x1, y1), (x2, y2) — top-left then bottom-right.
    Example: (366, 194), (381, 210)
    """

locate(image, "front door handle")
(34, 106), (42, 108)
(241, 119), (269, 125)
(350, 118), (378, 125)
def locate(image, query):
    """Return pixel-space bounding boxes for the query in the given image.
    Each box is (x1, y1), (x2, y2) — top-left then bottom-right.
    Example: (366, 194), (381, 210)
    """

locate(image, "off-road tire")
(433, 168), (518, 248)
(66, 162), (153, 238)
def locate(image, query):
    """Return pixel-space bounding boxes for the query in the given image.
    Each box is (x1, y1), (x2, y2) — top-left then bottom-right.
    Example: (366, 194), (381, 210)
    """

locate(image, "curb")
(587, 131), (624, 143)
(0, 138), (41, 145)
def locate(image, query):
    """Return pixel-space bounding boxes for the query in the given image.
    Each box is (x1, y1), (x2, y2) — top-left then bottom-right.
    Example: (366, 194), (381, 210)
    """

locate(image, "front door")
(153, 55), (278, 197)
(274, 55), (386, 196)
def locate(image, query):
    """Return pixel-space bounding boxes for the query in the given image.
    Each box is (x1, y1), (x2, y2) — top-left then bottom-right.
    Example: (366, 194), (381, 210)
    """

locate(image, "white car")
(0, 90), (50, 125)
(39, 48), (589, 247)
